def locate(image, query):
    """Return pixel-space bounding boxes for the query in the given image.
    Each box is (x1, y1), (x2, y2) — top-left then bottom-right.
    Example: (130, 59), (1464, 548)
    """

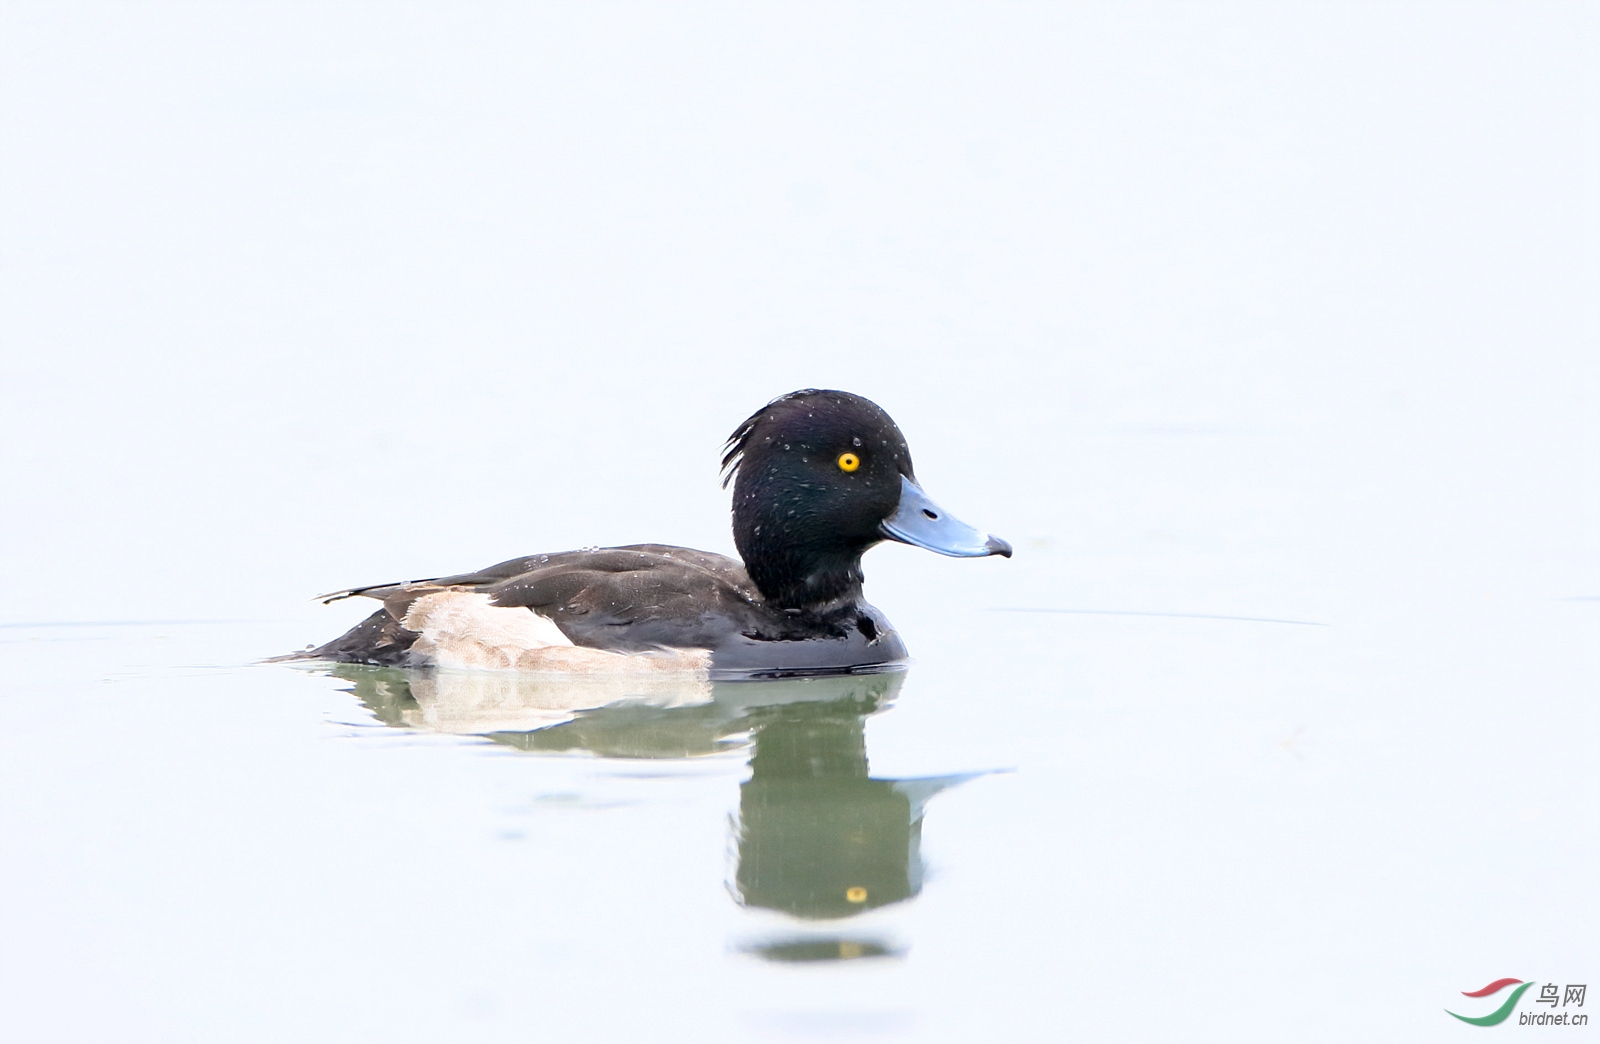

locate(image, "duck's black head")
(722, 389), (1011, 612)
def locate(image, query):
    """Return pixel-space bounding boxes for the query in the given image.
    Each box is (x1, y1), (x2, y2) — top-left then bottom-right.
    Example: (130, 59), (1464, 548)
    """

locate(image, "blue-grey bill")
(879, 475), (1013, 558)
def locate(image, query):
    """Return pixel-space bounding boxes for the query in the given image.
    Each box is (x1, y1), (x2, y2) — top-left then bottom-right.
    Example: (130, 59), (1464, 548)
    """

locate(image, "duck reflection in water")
(327, 665), (978, 953)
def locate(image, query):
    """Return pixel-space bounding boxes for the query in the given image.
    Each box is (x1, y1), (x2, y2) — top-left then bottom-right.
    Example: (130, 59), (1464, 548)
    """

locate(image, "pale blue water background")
(2, 4), (1597, 1041)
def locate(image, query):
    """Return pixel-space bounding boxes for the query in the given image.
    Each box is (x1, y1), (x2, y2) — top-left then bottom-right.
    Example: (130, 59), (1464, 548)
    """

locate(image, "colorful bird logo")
(1447, 978), (1534, 1026)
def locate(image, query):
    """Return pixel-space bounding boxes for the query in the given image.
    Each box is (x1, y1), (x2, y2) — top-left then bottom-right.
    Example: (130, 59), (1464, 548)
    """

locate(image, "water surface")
(3, 570), (1592, 1041)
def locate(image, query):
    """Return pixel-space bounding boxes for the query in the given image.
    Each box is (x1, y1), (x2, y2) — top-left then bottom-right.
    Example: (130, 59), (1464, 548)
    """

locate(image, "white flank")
(401, 591), (711, 675)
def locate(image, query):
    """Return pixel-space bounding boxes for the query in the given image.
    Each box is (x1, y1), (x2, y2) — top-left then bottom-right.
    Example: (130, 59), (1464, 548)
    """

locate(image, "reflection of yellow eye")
(837, 452), (860, 472)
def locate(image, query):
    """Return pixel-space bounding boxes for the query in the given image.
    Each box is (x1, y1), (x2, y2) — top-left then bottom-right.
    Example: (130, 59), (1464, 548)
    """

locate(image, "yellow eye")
(837, 452), (860, 472)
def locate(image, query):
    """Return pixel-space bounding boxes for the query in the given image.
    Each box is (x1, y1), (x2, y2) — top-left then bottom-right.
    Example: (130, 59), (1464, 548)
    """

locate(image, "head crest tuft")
(720, 389), (824, 488)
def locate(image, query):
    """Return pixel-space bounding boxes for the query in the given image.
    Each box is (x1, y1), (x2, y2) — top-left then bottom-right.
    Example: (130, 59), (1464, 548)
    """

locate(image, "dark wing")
(483, 545), (767, 651)
(301, 545), (765, 664)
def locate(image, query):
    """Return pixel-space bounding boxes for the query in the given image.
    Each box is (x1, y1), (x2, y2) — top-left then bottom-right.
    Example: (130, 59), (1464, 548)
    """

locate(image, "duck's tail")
(271, 607), (423, 666)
